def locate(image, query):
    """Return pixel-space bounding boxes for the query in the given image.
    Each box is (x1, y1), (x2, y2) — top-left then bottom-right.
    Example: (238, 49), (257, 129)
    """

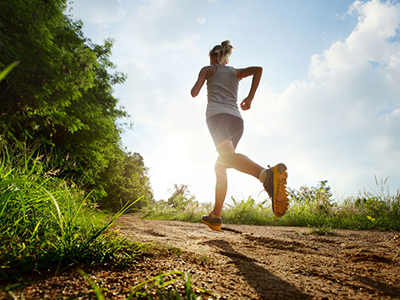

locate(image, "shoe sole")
(270, 163), (289, 218)
(201, 219), (221, 231)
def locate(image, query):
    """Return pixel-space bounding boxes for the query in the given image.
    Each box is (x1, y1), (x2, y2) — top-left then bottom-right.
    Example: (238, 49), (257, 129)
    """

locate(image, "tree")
(0, 0), (152, 207)
(0, 0), (99, 138)
(99, 149), (154, 212)
(167, 184), (196, 210)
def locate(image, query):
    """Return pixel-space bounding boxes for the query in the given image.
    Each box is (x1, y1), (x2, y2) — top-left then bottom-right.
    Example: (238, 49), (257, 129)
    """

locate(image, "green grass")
(144, 180), (400, 231)
(0, 141), (142, 281)
(142, 200), (213, 223)
(125, 270), (213, 299)
(2, 138), (398, 299)
(69, 269), (213, 300)
(0, 61), (19, 81)
(0, 141), (209, 299)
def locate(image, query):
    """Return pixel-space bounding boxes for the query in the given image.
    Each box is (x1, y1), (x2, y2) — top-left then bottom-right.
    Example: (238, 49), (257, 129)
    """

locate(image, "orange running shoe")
(201, 214), (222, 231)
(263, 163), (289, 217)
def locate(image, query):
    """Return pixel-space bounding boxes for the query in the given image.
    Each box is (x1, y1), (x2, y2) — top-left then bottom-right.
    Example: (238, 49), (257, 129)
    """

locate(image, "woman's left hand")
(240, 97), (253, 110)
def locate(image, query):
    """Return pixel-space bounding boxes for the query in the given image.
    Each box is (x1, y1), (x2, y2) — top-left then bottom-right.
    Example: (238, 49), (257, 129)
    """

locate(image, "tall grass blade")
(0, 61), (19, 81)
(77, 269), (105, 300)
(126, 270), (184, 295)
(87, 196), (143, 244)
(71, 190), (94, 225)
(39, 186), (64, 233)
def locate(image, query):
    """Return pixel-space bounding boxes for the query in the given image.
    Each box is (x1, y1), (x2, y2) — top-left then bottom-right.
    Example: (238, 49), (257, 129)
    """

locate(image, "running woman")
(191, 40), (289, 231)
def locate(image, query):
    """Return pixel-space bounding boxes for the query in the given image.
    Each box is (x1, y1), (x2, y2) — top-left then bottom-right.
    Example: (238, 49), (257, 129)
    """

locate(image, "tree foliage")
(167, 184), (196, 210)
(0, 0), (153, 209)
(288, 180), (333, 215)
(99, 150), (153, 211)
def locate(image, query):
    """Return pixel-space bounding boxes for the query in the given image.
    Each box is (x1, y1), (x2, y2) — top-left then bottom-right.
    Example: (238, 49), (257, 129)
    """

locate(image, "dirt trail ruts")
(2, 214), (400, 299)
(115, 214), (400, 299)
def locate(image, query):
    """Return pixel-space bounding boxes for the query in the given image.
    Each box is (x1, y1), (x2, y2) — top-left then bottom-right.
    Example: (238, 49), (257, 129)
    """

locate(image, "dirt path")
(115, 215), (400, 299)
(3, 214), (400, 299)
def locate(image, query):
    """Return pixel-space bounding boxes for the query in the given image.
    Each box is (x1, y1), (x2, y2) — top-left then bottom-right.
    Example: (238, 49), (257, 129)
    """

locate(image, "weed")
(144, 180), (400, 231)
(0, 141), (142, 281)
(310, 225), (335, 236)
(126, 270), (212, 300)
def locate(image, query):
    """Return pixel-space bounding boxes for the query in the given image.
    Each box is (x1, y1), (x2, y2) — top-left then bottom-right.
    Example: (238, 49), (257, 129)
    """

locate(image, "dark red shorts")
(206, 113), (244, 149)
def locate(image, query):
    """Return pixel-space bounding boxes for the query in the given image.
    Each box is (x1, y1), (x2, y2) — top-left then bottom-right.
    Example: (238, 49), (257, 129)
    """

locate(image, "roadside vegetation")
(0, 0), (153, 212)
(0, 141), (207, 299)
(1, 0), (399, 299)
(144, 181), (400, 232)
(0, 141), (141, 280)
(0, 0), (196, 298)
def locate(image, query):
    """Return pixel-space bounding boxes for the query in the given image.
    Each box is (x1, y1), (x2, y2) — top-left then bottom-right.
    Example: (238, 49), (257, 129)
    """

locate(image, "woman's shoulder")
(225, 66), (240, 80)
(201, 65), (218, 80)
(200, 65), (214, 71)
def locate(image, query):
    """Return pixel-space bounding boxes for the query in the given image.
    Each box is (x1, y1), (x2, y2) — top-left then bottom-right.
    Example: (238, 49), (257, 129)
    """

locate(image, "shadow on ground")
(205, 239), (310, 299)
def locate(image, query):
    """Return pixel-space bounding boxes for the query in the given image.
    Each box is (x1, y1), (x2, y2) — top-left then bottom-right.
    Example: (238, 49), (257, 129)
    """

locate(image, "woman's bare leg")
(211, 140), (264, 217)
(217, 140), (264, 178)
(212, 157), (228, 217)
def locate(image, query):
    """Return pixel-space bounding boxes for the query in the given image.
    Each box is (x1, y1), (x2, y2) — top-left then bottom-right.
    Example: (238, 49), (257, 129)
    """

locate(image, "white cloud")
(247, 0), (400, 198)
(71, 0), (125, 29)
(118, 0), (208, 50)
(197, 16), (206, 25)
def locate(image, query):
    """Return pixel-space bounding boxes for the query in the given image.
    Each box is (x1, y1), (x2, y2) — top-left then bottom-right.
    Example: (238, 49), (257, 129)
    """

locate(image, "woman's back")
(206, 64), (241, 119)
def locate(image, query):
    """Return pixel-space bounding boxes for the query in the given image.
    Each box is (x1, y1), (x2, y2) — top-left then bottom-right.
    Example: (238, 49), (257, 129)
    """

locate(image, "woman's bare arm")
(236, 66), (263, 110)
(191, 67), (207, 97)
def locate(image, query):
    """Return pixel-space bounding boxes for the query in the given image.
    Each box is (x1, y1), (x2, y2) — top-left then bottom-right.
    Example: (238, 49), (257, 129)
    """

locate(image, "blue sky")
(70, 0), (400, 204)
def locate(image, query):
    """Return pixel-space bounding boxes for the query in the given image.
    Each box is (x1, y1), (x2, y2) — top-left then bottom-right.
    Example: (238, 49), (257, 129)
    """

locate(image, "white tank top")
(206, 64), (242, 120)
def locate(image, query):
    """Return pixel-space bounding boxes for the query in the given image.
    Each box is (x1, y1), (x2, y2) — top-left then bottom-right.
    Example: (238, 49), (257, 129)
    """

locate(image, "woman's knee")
(215, 160), (227, 175)
(218, 152), (236, 166)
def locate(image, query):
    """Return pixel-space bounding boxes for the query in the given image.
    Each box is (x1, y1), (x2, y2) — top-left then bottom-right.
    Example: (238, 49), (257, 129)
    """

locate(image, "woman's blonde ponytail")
(209, 40), (234, 64)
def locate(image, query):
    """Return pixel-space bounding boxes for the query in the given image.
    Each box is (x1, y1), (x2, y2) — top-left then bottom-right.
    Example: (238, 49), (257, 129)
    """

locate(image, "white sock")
(259, 169), (267, 183)
(210, 212), (220, 219)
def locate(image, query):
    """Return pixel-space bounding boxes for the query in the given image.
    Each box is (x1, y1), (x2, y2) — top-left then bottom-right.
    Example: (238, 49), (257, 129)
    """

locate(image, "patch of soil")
(2, 214), (400, 299)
